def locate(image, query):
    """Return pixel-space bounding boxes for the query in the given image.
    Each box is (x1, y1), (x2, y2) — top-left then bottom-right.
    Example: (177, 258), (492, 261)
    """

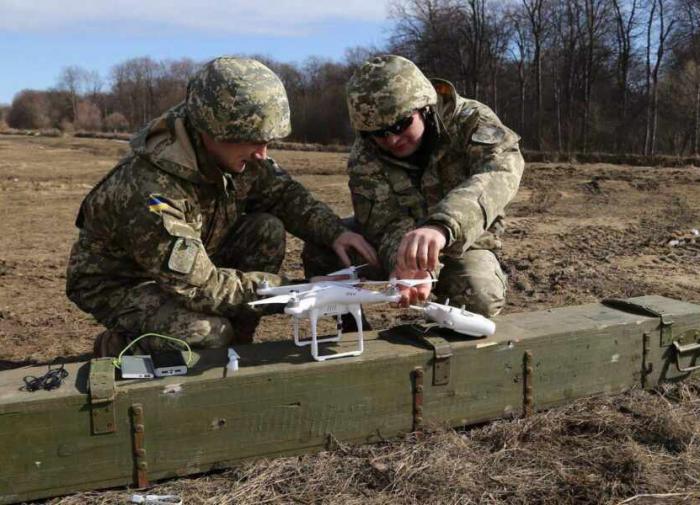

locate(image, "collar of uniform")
(431, 78), (459, 127)
(185, 119), (238, 198)
(130, 103), (209, 185)
(188, 125), (226, 187)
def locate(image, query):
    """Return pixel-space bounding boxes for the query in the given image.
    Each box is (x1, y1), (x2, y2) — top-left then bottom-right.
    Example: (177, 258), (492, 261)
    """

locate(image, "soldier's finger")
(396, 236), (409, 270)
(404, 237), (419, 271)
(417, 236), (430, 271)
(417, 283), (431, 302)
(396, 285), (410, 307)
(333, 244), (352, 267)
(427, 240), (439, 271)
(353, 239), (380, 267)
(408, 287), (422, 305)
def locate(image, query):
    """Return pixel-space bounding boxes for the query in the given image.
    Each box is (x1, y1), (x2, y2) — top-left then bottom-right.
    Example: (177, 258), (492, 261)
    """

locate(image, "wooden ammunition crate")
(1, 295), (699, 504)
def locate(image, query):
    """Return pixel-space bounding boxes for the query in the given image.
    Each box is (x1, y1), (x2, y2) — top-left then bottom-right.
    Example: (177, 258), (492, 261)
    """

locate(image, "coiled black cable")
(22, 364), (69, 392)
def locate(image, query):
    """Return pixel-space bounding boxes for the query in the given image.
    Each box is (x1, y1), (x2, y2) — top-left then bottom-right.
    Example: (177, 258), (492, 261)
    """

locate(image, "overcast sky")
(0, 0), (393, 104)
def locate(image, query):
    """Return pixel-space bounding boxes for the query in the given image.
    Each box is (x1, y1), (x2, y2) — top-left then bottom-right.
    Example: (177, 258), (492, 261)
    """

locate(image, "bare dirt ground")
(1, 135), (700, 503)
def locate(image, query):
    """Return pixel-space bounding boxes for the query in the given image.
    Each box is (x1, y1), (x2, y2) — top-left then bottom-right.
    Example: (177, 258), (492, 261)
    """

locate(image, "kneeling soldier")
(67, 57), (378, 357)
(303, 55), (524, 317)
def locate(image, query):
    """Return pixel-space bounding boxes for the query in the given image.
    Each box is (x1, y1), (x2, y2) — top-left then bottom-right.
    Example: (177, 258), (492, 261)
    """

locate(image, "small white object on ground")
(130, 494), (182, 504)
(227, 347), (240, 372)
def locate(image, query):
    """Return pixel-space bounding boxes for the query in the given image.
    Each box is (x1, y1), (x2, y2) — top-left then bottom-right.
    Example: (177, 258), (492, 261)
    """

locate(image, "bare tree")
(389, 0), (464, 87)
(508, 7), (532, 136)
(611, 0), (640, 151)
(521, 0), (548, 149)
(459, 0), (489, 99)
(581, 0), (610, 152)
(682, 0), (700, 154)
(644, 0), (676, 155)
(74, 101), (102, 131)
(104, 111), (129, 132)
(58, 65), (88, 121)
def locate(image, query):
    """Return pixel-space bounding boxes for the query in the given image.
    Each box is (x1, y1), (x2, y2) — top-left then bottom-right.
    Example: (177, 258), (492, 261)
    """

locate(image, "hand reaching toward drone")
(396, 226), (447, 271)
(332, 231), (380, 268)
(391, 268), (433, 306)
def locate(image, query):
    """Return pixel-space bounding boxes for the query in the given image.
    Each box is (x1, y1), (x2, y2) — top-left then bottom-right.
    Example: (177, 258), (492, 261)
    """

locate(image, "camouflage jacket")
(348, 79), (524, 273)
(67, 103), (346, 320)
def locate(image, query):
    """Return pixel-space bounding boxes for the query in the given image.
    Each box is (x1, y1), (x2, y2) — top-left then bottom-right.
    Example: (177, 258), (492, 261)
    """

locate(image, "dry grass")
(1, 136), (699, 504)
(48, 379), (700, 505)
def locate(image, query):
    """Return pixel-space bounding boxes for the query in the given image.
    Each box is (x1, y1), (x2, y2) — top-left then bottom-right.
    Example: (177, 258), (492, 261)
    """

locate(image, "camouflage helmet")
(346, 55), (437, 131)
(186, 57), (291, 143)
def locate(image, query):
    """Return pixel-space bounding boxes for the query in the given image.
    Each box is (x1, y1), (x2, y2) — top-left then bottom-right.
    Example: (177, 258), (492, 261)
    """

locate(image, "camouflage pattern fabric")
(347, 78), (524, 272)
(186, 57), (291, 143)
(67, 104), (347, 349)
(303, 218), (506, 317)
(346, 55), (438, 131)
(339, 75), (524, 317)
(106, 213), (286, 353)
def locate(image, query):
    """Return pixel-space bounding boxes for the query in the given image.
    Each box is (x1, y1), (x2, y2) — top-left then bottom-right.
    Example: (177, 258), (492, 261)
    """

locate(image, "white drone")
(250, 265), (433, 361)
(410, 298), (496, 337)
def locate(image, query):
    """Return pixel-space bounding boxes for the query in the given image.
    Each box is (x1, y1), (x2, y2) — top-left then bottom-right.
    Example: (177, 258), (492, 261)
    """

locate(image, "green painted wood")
(1, 295), (700, 504)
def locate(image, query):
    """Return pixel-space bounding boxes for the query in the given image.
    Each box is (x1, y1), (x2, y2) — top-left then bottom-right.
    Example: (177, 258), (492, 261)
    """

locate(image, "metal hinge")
(522, 351), (534, 417)
(412, 367), (424, 432)
(131, 403), (149, 488)
(421, 335), (453, 386)
(89, 358), (116, 435)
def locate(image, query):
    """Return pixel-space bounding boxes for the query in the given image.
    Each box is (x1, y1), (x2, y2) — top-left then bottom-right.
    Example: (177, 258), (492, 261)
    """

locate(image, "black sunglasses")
(363, 114), (414, 138)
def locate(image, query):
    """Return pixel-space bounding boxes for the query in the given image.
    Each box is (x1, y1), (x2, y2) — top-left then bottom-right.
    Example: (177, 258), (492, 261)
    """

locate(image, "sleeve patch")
(147, 194), (185, 219)
(168, 238), (200, 274)
(471, 124), (505, 145)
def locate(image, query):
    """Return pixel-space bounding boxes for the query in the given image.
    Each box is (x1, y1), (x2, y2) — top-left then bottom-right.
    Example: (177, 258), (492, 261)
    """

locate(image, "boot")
(232, 313), (261, 344)
(93, 329), (129, 358)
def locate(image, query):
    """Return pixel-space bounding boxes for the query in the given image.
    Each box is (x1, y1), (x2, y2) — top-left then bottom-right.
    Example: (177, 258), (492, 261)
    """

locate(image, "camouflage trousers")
(302, 217), (507, 318)
(107, 212), (286, 353)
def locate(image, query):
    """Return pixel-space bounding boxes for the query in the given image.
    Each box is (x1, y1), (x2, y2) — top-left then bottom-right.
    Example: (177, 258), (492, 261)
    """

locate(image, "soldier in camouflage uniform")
(67, 57), (378, 356)
(303, 55), (524, 317)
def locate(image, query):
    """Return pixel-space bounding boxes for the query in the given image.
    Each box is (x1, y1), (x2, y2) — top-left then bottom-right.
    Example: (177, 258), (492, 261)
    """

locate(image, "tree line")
(2, 0), (700, 155)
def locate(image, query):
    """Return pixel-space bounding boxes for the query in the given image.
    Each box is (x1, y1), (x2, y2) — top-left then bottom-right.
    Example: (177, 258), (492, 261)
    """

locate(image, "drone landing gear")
(293, 306), (364, 361)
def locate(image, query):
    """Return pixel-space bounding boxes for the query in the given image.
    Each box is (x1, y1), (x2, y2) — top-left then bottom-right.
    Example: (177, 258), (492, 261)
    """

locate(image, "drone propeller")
(360, 278), (437, 288)
(248, 293), (293, 306)
(394, 278), (437, 288)
(326, 264), (368, 278)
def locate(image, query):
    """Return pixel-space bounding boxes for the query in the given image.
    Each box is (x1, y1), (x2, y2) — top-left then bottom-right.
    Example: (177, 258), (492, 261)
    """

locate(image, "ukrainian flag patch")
(147, 195), (171, 214)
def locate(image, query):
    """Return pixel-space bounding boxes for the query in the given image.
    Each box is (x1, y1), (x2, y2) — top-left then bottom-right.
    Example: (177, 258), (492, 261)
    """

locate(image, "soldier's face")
(202, 133), (268, 173)
(371, 111), (425, 158)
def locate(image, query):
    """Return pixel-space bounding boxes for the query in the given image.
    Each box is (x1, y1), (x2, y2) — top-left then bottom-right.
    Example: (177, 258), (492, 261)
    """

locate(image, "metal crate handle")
(672, 341), (700, 373)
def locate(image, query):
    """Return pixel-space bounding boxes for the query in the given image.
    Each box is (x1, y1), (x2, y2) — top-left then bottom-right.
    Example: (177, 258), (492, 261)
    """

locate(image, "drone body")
(250, 273), (427, 361)
(411, 300), (496, 337)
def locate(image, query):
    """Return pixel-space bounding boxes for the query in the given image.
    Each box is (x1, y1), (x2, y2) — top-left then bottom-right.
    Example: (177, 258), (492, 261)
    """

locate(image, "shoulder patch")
(471, 123), (505, 145)
(147, 194), (186, 219)
(168, 238), (200, 274)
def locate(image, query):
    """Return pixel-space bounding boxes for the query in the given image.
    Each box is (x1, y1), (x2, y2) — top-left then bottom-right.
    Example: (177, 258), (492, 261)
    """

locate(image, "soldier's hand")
(396, 226), (446, 272)
(391, 268), (433, 306)
(332, 231), (380, 268)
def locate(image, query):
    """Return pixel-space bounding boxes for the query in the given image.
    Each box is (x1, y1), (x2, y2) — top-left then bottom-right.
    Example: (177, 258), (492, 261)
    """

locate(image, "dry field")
(1, 135), (700, 504)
